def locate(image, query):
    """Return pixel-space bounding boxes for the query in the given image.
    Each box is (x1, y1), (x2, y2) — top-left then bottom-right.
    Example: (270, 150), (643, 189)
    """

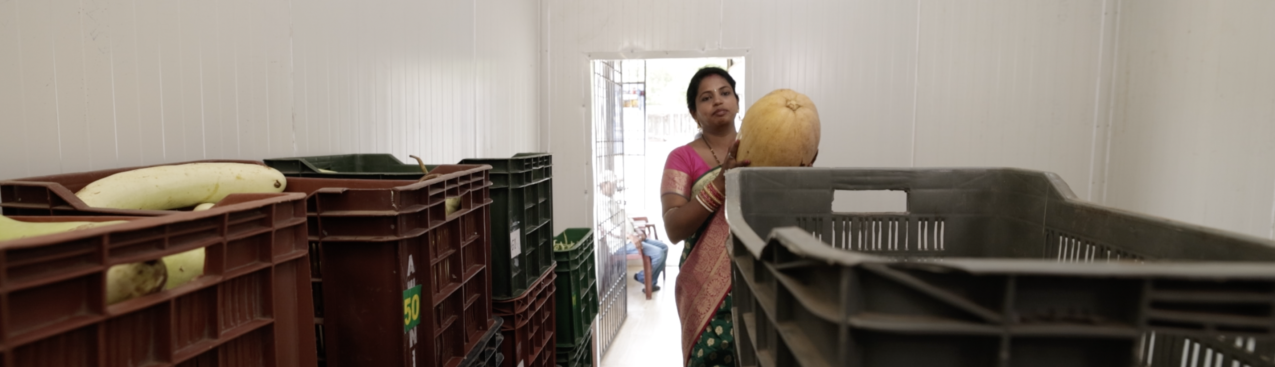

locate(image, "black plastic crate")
(460, 316), (506, 367)
(264, 154), (436, 180)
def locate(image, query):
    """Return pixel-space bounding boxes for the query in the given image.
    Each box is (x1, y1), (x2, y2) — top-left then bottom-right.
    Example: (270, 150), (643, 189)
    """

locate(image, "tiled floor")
(597, 248), (684, 367)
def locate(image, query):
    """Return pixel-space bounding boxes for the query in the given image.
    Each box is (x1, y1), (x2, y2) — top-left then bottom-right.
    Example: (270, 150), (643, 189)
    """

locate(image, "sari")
(663, 145), (736, 367)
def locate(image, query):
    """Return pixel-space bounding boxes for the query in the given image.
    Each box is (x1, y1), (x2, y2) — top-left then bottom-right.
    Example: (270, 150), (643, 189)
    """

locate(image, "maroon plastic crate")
(493, 265), (556, 367)
(285, 165), (494, 367)
(0, 192), (317, 367)
(0, 161), (495, 367)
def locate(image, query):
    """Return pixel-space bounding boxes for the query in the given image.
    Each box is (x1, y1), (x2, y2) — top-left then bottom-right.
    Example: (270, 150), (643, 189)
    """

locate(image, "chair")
(632, 217), (659, 240)
(625, 241), (655, 300)
(625, 218), (662, 300)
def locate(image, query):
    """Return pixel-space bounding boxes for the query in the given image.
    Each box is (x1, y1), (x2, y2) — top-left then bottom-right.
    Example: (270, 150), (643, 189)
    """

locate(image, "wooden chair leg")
(642, 255), (653, 300)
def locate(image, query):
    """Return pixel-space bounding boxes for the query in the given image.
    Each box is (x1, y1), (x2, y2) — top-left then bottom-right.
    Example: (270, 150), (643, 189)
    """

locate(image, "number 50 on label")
(403, 285), (423, 332)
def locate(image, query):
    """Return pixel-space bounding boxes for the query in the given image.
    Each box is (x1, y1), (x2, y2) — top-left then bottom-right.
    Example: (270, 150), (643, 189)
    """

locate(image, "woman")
(663, 67), (750, 367)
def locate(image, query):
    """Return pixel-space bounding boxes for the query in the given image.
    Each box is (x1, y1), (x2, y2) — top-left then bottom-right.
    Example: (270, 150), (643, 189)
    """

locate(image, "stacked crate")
(455, 154), (560, 367)
(492, 265), (558, 367)
(266, 153), (557, 366)
(552, 228), (598, 367)
(458, 153), (555, 300)
(0, 164), (318, 366)
(285, 168), (496, 367)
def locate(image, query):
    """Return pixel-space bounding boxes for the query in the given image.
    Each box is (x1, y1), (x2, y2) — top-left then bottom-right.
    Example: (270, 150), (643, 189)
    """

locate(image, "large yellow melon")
(737, 89), (821, 167)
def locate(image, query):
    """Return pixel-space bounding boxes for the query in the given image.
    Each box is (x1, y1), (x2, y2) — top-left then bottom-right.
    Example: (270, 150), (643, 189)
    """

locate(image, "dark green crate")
(263, 153), (440, 179)
(462, 154), (555, 300)
(461, 153), (552, 189)
(553, 229), (598, 349)
(554, 281), (596, 350)
(554, 327), (592, 367)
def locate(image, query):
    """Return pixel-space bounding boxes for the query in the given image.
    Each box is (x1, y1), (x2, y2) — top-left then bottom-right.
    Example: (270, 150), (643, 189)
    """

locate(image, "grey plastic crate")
(725, 168), (1275, 367)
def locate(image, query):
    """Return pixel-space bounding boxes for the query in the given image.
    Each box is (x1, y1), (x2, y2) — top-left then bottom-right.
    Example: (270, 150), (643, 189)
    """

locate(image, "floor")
(596, 246), (683, 367)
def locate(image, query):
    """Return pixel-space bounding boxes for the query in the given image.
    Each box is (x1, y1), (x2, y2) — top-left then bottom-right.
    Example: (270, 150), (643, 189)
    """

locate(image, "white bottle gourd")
(76, 163), (287, 210)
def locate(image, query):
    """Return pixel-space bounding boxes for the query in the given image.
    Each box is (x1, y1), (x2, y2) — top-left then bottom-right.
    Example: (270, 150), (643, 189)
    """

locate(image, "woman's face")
(692, 74), (739, 130)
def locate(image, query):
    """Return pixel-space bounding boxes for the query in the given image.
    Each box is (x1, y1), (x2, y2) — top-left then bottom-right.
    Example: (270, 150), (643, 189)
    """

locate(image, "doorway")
(590, 56), (746, 364)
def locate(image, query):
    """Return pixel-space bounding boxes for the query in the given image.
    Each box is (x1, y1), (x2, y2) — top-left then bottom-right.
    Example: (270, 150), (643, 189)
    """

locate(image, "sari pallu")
(674, 167), (736, 367)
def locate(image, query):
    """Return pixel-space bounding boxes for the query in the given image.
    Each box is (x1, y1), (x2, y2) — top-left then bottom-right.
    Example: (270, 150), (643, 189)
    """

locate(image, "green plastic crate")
(552, 229), (598, 348)
(263, 153), (440, 179)
(554, 327), (592, 367)
(552, 228), (594, 265)
(461, 153), (555, 300)
(461, 153), (553, 190)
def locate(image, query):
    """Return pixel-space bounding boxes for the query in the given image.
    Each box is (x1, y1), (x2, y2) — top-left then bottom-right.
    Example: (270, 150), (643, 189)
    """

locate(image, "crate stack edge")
(0, 165), (318, 367)
(552, 228), (598, 367)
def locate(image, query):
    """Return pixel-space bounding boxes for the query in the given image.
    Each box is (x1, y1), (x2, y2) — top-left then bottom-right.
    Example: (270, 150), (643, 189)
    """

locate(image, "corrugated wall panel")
(547, 0), (1119, 230)
(0, 0), (21, 176)
(0, 0), (539, 180)
(1107, 0), (1275, 239)
(476, 0), (540, 158)
(913, 0), (1110, 200)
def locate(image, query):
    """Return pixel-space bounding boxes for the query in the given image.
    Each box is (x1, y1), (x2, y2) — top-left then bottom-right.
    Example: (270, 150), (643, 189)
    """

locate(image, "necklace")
(701, 135), (723, 167)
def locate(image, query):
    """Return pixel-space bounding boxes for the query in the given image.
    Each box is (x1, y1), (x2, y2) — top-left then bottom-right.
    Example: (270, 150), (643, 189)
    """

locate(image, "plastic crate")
(0, 160), (496, 366)
(0, 192), (317, 366)
(725, 168), (1275, 367)
(552, 229), (598, 348)
(459, 316), (506, 367)
(264, 154), (440, 180)
(0, 159), (268, 216)
(460, 154), (554, 300)
(554, 327), (592, 367)
(493, 265), (557, 367)
(264, 153), (553, 300)
(285, 165), (495, 367)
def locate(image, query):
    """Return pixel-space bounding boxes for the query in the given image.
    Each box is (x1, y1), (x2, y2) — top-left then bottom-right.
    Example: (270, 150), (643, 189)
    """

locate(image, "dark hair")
(685, 66), (737, 113)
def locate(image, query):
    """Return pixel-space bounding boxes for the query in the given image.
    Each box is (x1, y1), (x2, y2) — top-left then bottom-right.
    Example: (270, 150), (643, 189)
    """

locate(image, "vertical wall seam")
(1100, 0), (1125, 205)
(177, 0), (186, 160)
(199, 46), (206, 158)
(132, 0), (144, 161)
(77, 0), (93, 167)
(288, 0), (297, 155)
(474, 0), (480, 157)
(14, 0), (30, 176)
(52, 35), (65, 171)
(1086, 0), (1113, 202)
(158, 46), (166, 159)
(910, 0), (921, 167)
(108, 6), (120, 160)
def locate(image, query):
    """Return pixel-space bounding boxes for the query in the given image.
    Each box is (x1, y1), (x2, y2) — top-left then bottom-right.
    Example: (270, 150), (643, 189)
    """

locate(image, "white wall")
(545, 0), (1120, 230)
(1106, 0), (1275, 239)
(0, 0), (540, 180)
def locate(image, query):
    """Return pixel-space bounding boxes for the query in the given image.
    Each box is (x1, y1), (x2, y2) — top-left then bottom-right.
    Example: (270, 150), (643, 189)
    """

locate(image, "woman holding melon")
(663, 67), (820, 367)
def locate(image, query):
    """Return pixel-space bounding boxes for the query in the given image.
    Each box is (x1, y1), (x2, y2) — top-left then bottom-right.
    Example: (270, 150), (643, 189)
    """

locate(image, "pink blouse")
(661, 144), (713, 199)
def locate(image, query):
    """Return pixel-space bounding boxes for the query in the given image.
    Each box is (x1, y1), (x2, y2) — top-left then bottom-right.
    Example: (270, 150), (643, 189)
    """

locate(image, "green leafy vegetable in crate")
(554, 239), (576, 251)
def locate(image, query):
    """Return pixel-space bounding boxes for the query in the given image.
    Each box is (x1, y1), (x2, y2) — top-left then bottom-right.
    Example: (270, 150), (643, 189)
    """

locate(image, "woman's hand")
(713, 140), (751, 187)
